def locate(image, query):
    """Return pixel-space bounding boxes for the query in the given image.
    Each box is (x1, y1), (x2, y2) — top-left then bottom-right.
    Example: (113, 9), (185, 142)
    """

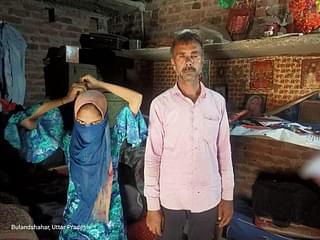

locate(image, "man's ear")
(171, 58), (176, 71)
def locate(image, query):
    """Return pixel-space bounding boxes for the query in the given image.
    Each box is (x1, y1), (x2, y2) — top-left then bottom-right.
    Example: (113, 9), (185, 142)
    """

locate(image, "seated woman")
(10, 75), (147, 239)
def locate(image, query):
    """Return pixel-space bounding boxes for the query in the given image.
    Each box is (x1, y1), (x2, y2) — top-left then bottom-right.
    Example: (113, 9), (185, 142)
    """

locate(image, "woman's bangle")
(61, 98), (65, 105)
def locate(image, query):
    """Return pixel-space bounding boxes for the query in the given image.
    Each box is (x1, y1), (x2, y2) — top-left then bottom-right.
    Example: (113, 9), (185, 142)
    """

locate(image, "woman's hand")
(80, 74), (102, 90)
(20, 117), (37, 130)
(64, 82), (87, 103)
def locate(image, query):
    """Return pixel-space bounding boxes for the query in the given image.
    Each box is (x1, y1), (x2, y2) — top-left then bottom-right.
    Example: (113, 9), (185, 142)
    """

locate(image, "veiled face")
(74, 90), (108, 125)
(76, 104), (103, 125)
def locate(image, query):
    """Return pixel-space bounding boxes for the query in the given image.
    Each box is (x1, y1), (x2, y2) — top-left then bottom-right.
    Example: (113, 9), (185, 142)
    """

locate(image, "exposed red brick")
(8, 8), (30, 17)
(38, 28), (59, 36)
(22, 2), (43, 11)
(57, 17), (73, 24)
(255, 7), (266, 17)
(192, 2), (201, 9)
(60, 31), (78, 39)
(27, 43), (39, 50)
(3, 15), (22, 24)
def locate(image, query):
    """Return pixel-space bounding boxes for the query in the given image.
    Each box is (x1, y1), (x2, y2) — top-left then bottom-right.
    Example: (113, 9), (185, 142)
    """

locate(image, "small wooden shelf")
(114, 33), (320, 61)
(114, 46), (171, 61)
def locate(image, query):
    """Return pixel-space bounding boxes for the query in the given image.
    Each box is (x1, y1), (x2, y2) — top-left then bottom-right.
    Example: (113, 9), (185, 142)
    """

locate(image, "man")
(144, 30), (234, 240)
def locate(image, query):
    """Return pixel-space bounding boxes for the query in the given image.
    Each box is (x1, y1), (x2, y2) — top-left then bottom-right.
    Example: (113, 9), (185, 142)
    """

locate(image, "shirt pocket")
(202, 114), (220, 144)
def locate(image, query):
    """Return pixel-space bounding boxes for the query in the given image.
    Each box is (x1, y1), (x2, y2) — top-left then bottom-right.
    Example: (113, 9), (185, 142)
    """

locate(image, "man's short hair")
(170, 29), (204, 56)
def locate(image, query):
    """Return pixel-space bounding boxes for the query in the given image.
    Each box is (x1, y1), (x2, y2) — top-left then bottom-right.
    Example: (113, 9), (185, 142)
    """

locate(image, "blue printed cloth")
(4, 103), (64, 163)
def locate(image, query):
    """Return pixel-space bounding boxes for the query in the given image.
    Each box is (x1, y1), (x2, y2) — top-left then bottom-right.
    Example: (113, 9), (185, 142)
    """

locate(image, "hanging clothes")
(0, 22), (27, 105)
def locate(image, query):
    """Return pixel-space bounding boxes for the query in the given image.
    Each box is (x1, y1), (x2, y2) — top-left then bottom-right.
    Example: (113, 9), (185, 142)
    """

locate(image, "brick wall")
(109, 0), (291, 47)
(211, 56), (320, 111)
(109, 0), (229, 46)
(130, 60), (154, 114)
(231, 136), (320, 198)
(143, 0), (230, 46)
(1, 0), (109, 105)
(3, 0), (294, 107)
(108, 11), (143, 42)
(153, 56), (320, 112)
(152, 62), (176, 97)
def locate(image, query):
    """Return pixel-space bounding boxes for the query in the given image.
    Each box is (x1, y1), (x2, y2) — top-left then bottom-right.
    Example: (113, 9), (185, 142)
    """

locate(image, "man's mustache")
(182, 67), (196, 72)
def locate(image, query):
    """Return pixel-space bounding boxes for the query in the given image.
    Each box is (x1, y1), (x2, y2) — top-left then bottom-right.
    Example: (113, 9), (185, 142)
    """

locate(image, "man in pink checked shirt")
(144, 30), (234, 240)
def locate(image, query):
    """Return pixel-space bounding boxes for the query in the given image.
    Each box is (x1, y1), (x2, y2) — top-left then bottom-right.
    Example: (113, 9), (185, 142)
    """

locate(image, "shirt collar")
(172, 81), (207, 99)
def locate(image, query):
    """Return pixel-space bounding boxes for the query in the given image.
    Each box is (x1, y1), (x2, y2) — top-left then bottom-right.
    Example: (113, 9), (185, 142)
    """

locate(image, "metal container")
(129, 39), (141, 49)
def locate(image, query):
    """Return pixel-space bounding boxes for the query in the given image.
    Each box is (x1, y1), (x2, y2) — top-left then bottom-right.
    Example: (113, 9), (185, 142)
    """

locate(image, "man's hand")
(146, 210), (163, 236)
(80, 74), (102, 89)
(218, 199), (233, 228)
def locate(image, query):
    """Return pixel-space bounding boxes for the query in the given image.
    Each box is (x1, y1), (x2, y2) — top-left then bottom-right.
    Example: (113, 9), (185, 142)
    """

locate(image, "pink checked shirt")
(144, 82), (234, 212)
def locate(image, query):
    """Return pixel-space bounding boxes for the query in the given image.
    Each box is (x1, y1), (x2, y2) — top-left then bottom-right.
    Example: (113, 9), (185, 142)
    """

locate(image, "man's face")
(171, 41), (204, 83)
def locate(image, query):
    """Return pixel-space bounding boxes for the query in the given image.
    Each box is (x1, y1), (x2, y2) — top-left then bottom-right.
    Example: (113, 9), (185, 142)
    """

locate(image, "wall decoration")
(216, 65), (227, 82)
(227, 8), (250, 34)
(226, 0), (256, 40)
(301, 59), (320, 88)
(201, 59), (210, 87)
(243, 94), (267, 114)
(250, 60), (273, 89)
(289, 0), (320, 33)
(212, 84), (228, 101)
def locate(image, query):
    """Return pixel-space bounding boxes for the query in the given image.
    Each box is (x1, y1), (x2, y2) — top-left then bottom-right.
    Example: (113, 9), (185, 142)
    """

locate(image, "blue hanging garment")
(0, 22), (27, 105)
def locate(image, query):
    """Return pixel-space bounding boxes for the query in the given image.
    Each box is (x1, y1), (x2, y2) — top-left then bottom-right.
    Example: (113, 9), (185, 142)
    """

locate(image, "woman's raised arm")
(80, 74), (142, 115)
(20, 83), (86, 130)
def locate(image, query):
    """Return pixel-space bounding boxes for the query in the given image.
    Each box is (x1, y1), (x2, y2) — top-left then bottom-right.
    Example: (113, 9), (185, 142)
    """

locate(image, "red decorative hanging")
(250, 60), (273, 90)
(226, 0), (256, 40)
(289, 0), (320, 33)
